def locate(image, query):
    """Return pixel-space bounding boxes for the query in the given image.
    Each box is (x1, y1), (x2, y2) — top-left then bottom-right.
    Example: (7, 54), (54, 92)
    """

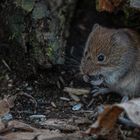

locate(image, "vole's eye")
(97, 53), (105, 62)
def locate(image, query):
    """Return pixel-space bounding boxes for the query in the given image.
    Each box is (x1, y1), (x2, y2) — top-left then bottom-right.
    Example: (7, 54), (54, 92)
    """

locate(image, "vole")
(80, 24), (140, 97)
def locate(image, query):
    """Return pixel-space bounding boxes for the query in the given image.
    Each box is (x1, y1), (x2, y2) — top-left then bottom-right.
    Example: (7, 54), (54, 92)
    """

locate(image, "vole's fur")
(80, 24), (140, 97)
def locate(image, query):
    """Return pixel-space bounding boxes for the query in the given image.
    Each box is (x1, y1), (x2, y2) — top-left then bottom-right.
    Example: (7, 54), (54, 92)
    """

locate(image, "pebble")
(1, 113), (13, 123)
(29, 115), (46, 124)
(60, 97), (70, 101)
(72, 103), (82, 111)
(26, 87), (33, 91)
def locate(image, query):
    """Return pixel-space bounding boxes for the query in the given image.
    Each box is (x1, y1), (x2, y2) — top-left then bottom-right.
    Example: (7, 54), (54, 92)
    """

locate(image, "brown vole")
(80, 24), (140, 97)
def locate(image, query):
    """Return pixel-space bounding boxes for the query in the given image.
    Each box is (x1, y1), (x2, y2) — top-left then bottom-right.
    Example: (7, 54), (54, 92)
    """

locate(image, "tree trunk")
(0, 0), (77, 69)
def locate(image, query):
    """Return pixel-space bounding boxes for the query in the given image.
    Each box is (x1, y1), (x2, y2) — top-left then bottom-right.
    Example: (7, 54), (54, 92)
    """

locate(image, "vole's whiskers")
(70, 55), (81, 62)
(65, 56), (81, 65)
(65, 64), (80, 70)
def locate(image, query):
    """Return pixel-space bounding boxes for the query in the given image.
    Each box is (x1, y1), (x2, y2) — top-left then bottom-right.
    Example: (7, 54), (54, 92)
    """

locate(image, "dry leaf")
(98, 0), (123, 12)
(2, 132), (39, 140)
(0, 136), (11, 140)
(0, 120), (36, 134)
(82, 105), (123, 136)
(98, 0), (114, 12)
(83, 98), (140, 136)
(117, 98), (140, 126)
(43, 119), (79, 132)
(8, 120), (36, 132)
(0, 96), (16, 116)
(0, 120), (81, 140)
(0, 120), (5, 132)
(0, 131), (82, 140)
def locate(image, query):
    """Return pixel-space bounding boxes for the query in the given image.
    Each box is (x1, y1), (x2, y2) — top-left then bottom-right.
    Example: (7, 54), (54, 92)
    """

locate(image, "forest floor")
(1, 59), (139, 140)
(0, 1), (140, 140)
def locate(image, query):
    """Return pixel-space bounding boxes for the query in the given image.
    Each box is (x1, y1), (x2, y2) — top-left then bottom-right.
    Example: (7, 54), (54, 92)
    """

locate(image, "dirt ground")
(0, 0), (140, 140)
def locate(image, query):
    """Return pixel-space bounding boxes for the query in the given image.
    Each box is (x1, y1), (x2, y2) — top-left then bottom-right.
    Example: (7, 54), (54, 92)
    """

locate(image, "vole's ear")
(92, 23), (100, 32)
(112, 29), (134, 47)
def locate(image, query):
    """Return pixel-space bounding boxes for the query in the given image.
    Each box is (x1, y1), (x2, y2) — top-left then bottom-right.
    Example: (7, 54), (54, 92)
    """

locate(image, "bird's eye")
(97, 53), (105, 62)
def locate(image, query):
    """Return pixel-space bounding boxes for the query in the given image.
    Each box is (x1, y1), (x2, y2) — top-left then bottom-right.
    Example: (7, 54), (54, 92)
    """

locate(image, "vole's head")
(80, 24), (137, 85)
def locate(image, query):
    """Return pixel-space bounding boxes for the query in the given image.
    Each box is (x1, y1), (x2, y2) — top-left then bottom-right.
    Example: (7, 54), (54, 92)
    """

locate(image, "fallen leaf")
(0, 120), (37, 134)
(0, 136), (11, 140)
(0, 120), (5, 132)
(2, 132), (39, 140)
(0, 120), (81, 140)
(4, 131), (83, 140)
(83, 98), (140, 137)
(82, 105), (123, 136)
(43, 119), (79, 132)
(0, 96), (16, 116)
(117, 98), (140, 126)
(8, 120), (36, 132)
(98, 0), (123, 12)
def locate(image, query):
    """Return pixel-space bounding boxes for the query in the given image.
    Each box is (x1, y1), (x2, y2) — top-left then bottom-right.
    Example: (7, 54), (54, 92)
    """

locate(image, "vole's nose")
(90, 75), (104, 86)
(89, 74), (103, 81)
(83, 74), (102, 82)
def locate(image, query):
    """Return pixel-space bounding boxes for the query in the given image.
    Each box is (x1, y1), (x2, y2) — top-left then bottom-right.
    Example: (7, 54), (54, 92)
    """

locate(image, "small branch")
(2, 59), (11, 71)
(63, 87), (90, 95)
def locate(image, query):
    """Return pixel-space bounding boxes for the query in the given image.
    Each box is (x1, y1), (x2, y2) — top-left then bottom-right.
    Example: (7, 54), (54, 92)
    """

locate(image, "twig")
(18, 92), (38, 109)
(63, 87), (90, 95)
(2, 59), (11, 71)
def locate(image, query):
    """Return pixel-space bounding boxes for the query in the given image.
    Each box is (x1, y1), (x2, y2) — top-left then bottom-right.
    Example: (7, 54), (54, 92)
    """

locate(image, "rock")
(1, 113), (13, 123)
(72, 103), (82, 111)
(130, 0), (140, 10)
(29, 115), (46, 125)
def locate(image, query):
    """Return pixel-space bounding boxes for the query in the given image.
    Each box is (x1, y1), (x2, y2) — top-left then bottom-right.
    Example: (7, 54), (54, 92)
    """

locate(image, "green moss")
(21, 0), (35, 12)
(96, 0), (99, 11)
(15, 0), (35, 12)
(123, 6), (140, 27)
(8, 12), (25, 43)
(32, 3), (49, 20)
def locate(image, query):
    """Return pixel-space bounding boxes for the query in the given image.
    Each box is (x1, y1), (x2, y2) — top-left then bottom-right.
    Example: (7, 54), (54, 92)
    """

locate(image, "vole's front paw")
(91, 86), (110, 97)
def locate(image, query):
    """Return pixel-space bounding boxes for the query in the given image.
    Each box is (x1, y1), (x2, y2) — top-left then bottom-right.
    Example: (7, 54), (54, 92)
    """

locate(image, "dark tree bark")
(0, 0), (77, 69)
